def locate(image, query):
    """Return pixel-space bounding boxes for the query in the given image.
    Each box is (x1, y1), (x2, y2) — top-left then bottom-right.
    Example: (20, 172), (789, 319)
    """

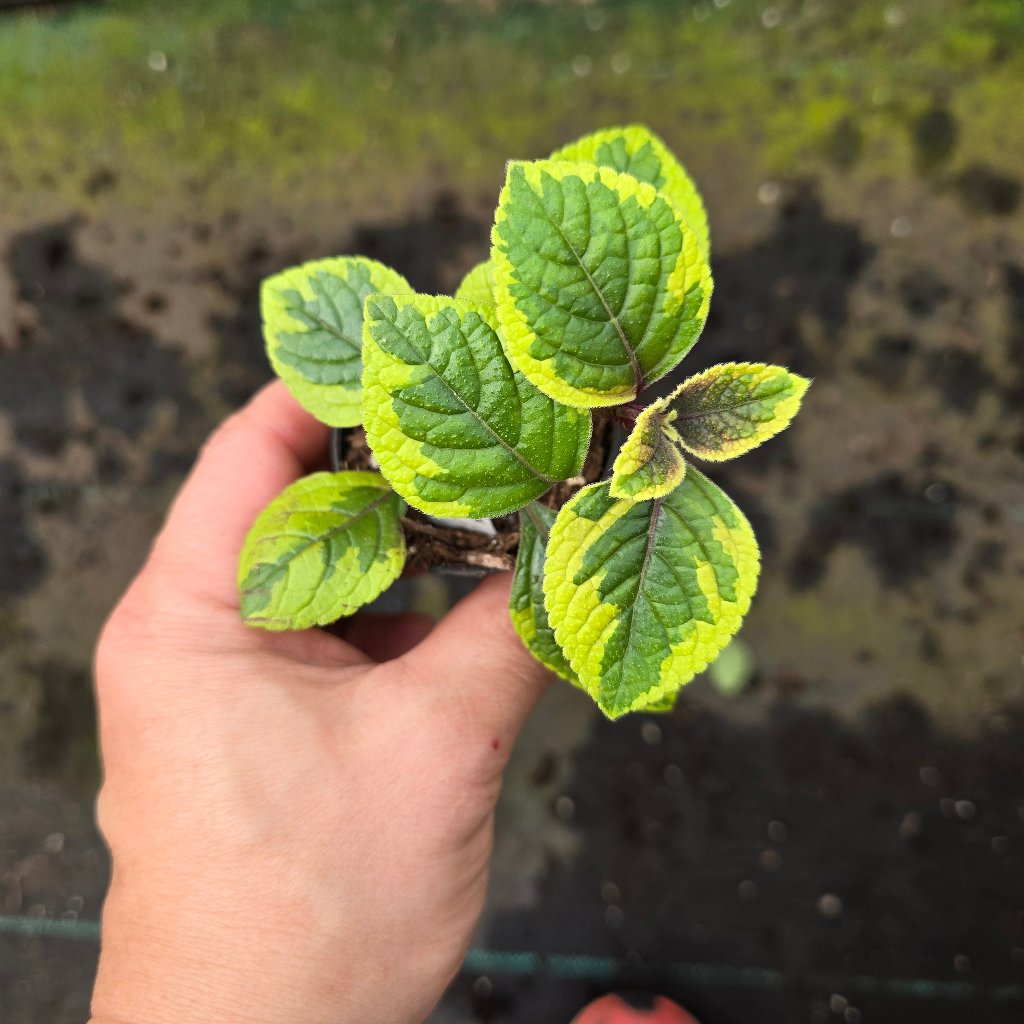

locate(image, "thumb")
(401, 572), (551, 741)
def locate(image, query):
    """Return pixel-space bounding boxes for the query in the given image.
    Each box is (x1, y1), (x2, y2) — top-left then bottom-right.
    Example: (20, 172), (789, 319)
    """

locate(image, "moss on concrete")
(1, 0), (1021, 217)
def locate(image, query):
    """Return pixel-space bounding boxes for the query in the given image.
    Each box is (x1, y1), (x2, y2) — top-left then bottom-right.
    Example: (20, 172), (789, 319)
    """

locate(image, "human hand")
(90, 382), (549, 1024)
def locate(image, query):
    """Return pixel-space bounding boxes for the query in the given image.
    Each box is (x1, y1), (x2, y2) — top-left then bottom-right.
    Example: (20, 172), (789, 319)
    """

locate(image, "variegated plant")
(238, 125), (809, 719)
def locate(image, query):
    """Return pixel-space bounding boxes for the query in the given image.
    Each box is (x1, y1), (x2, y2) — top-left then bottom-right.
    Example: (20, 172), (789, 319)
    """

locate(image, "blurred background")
(1, 1), (1022, 1021)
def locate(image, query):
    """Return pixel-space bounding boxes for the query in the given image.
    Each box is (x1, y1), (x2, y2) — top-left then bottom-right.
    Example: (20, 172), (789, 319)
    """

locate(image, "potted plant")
(238, 125), (809, 719)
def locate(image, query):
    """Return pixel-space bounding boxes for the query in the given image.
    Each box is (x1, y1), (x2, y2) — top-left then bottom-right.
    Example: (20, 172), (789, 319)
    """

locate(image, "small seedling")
(238, 125), (809, 718)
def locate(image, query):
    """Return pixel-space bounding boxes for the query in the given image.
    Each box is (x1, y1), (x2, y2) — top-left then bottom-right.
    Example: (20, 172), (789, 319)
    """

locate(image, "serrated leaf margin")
(551, 123), (710, 255)
(491, 159), (712, 409)
(609, 404), (688, 501)
(261, 256), (412, 427)
(660, 362), (811, 462)
(543, 472), (759, 718)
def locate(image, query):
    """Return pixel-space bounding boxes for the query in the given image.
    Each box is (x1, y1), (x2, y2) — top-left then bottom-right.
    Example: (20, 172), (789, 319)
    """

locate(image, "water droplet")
(585, 10), (607, 31)
(919, 765), (941, 786)
(761, 7), (782, 29)
(829, 994), (848, 1013)
(147, 51), (168, 73)
(768, 820), (788, 842)
(692, 2), (711, 22)
(955, 799), (976, 820)
(611, 52), (632, 75)
(890, 215), (913, 238)
(555, 795), (575, 820)
(602, 881), (621, 904)
(571, 55), (593, 77)
(899, 811), (923, 840)
(605, 904), (625, 928)
(758, 181), (781, 205)
(43, 832), (64, 855)
(760, 848), (783, 871)
(884, 5), (905, 27)
(924, 482), (949, 503)
(472, 975), (493, 998)
(844, 1008), (862, 1024)
(817, 893), (843, 918)
(663, 764), (683, 786)
(738, 879), (759, 899)
(642, 721), (662, 745)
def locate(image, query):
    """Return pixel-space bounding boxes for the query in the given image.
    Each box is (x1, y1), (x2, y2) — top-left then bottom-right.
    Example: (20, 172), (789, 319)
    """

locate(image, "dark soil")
(443, 695), (1024, 1024)
(0, 459), (47, 596)
(789, 471), (960, 590)
(2, 220), (195, 454)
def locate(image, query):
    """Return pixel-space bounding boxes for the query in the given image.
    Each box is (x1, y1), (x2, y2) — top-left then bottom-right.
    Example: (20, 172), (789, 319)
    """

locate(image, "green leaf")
(454, 260), (496, 306)
(551, 123), (710, 255)
(645, 692), (678, 714)
(262, 256), (413, 427)
(658, 362), (810, 461)
(509, 503), (580, 686)
(362, 293), (592, 518)
(238, 471), (405, 631)
(609, 404), (687, 501)
(543, 470), (759, 719)
(491, 159), (712, 409)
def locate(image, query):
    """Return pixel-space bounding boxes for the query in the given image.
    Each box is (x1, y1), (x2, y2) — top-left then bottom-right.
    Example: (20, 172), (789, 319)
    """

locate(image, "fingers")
(149, 381), (330, 607)
(400, 573), (550, 740)
(341, 612), (435, 662)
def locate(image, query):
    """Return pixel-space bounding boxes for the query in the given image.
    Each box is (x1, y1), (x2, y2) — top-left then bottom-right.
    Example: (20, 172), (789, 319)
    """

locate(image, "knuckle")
(93, 783), (137, 855)
(94, 578), (159, 687)
(93, 785), (117, 844)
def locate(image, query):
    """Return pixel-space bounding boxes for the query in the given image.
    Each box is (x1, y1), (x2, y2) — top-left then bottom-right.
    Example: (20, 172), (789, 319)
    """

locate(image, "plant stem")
(615, 402), (645, 430)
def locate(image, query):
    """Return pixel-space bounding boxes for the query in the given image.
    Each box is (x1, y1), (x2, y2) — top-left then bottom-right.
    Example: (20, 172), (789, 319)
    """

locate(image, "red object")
(569, 993), (701, 1024)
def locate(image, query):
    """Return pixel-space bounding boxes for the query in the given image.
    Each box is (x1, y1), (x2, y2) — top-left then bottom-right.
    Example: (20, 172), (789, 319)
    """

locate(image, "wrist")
(90, 874), (358, 1024)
